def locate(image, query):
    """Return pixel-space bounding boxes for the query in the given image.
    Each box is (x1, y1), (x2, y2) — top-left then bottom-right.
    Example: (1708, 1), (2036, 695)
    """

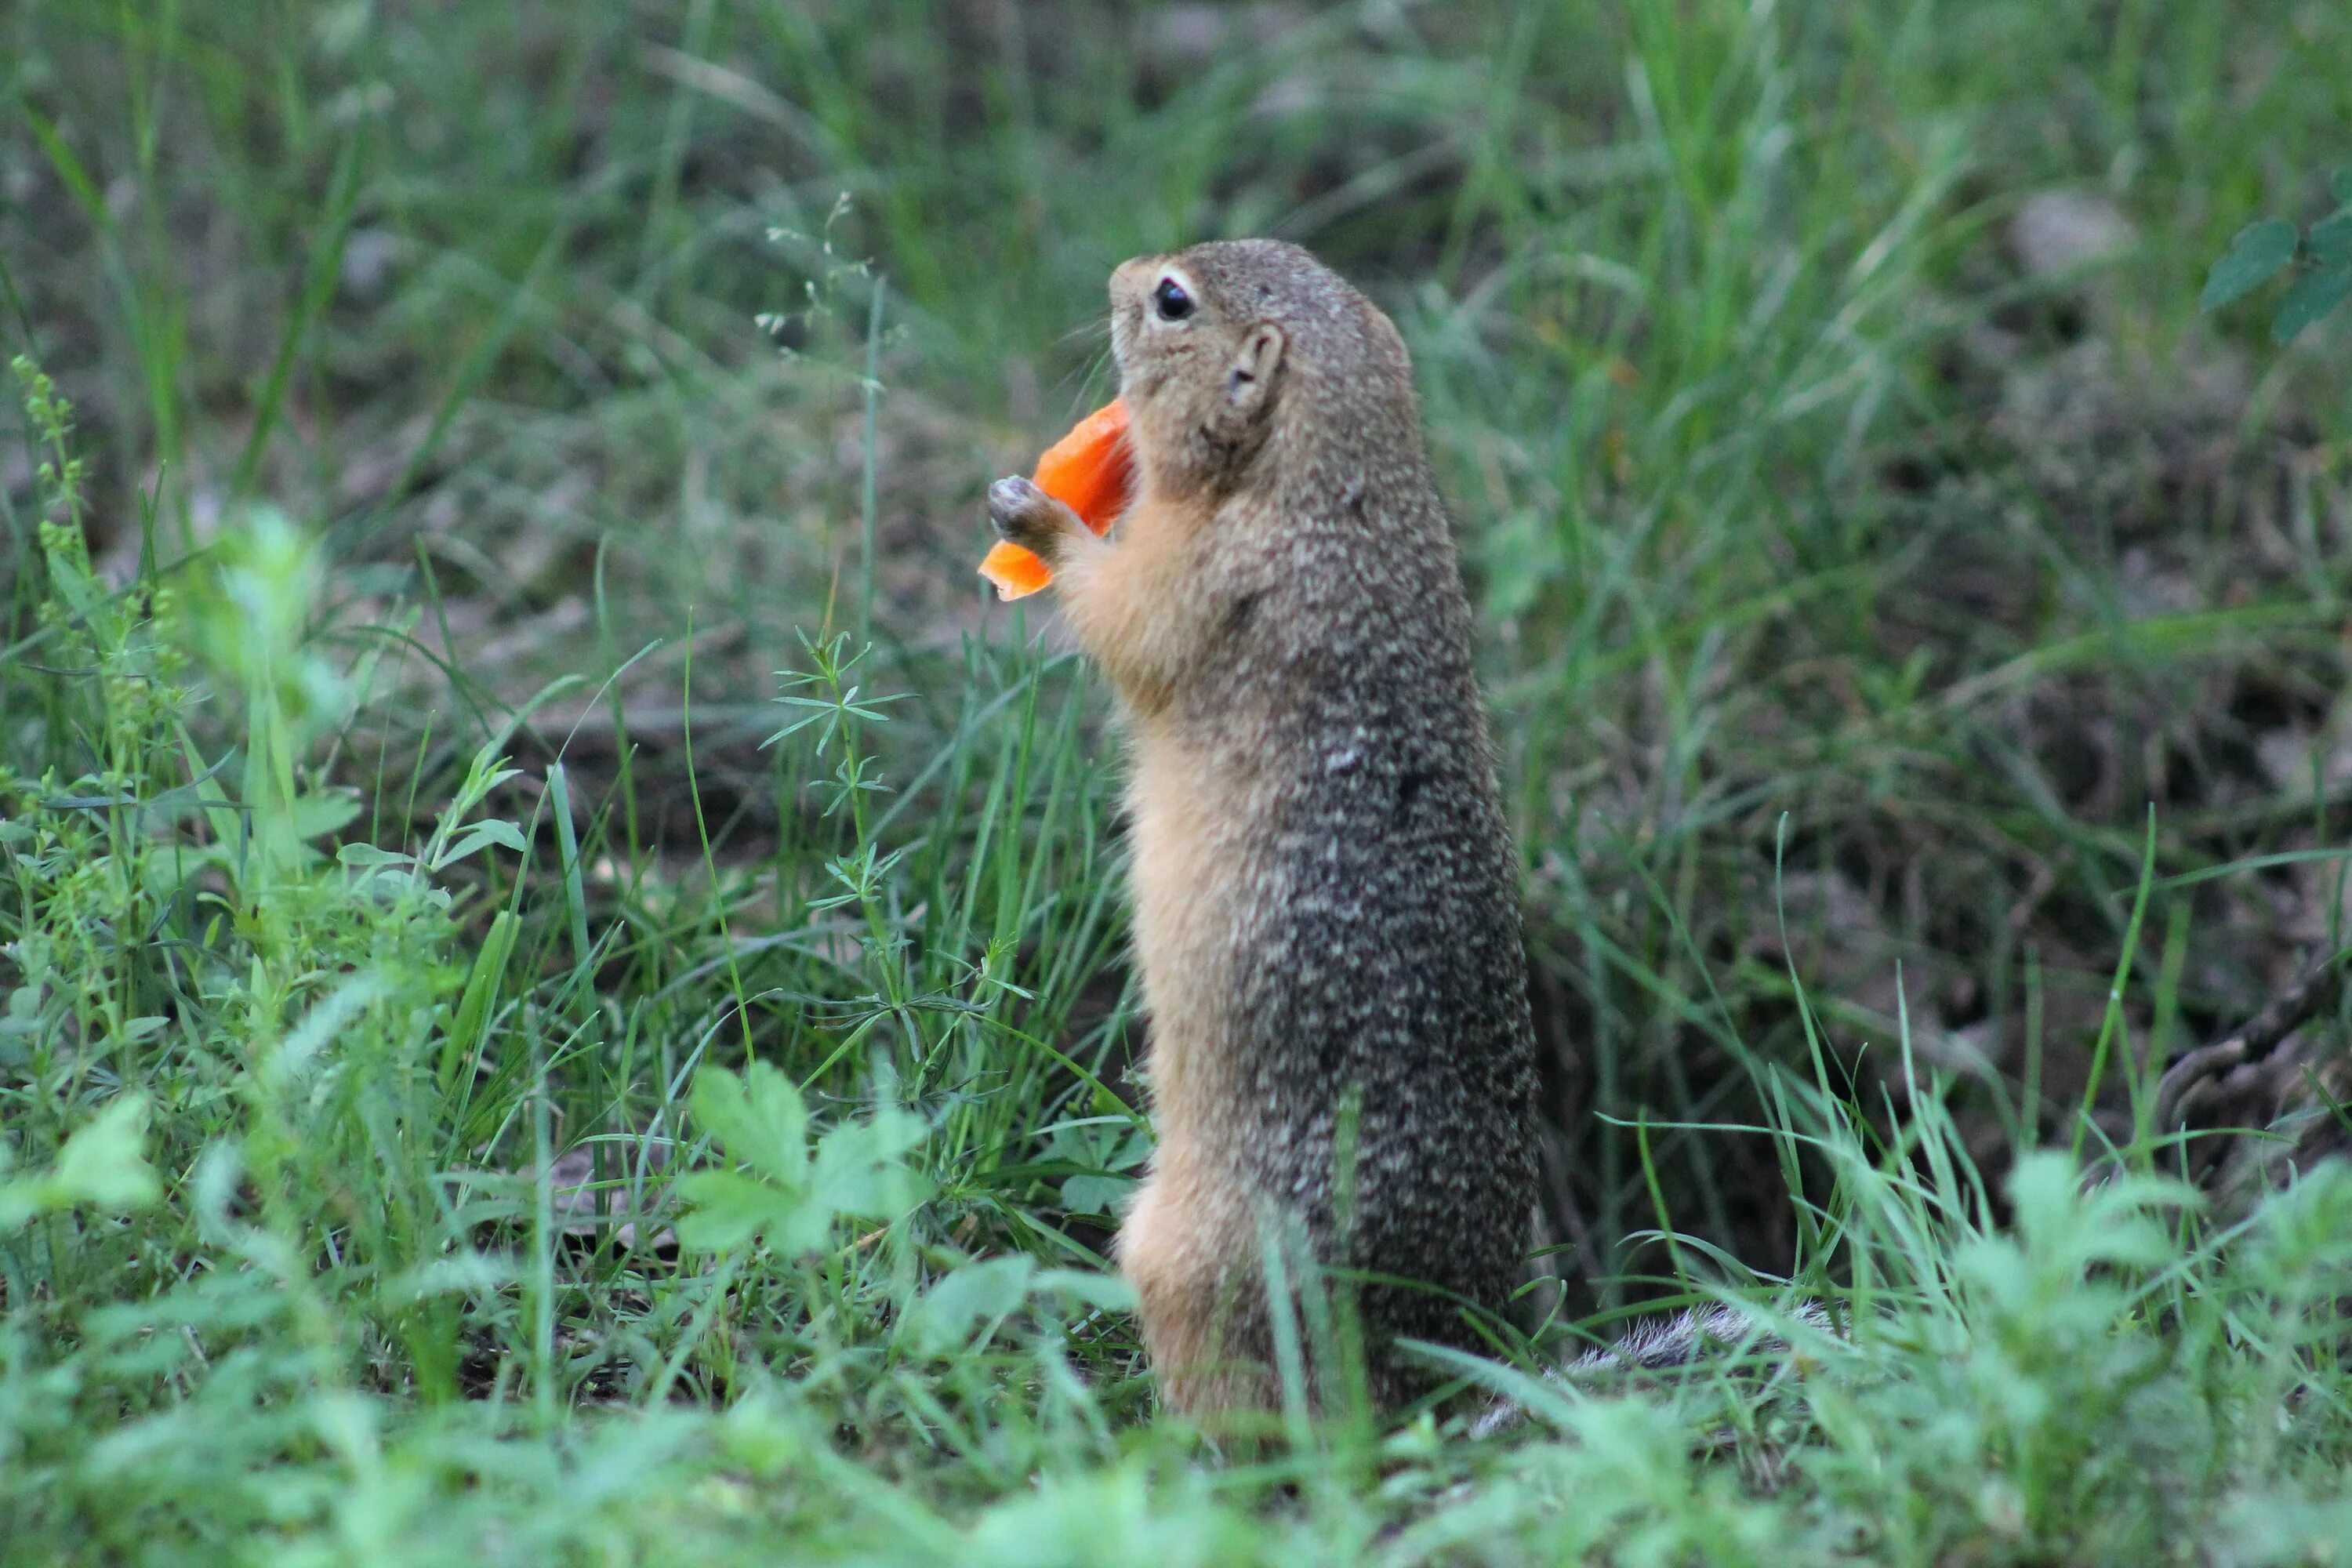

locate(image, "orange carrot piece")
(979, 399), (1133, 601)
(977, 538), (1054, 599)
(1033, 398), (1134, 534)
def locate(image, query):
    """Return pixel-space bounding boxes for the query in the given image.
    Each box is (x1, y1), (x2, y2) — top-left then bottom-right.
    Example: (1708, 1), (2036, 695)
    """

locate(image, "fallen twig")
(2154, 951), (2349, 1134)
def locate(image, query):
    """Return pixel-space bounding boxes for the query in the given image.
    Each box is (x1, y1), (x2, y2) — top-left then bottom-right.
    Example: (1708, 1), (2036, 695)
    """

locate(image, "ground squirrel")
(988, 238), (1541, 1416)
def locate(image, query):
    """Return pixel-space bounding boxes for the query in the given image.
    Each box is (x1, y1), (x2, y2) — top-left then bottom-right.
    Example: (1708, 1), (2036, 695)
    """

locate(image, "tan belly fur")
(1114, 722), (1268, 1410)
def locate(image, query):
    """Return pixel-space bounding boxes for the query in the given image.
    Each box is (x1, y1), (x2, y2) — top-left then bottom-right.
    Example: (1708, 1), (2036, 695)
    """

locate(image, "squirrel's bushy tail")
(1470, 1301), (1835, 1438)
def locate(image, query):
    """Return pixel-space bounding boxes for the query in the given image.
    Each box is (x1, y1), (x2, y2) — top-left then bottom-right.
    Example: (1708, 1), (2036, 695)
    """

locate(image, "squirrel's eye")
(1153, 276), (1195, 321)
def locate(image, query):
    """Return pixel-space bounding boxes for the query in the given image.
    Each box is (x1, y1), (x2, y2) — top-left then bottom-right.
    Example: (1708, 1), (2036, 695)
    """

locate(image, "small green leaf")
(2271, 264), (2352, 343)
(675, 1170), (793, 1253)
(807, 1108), (927, 1218)
(1032, 1268), (1138, 1312)
(1060, 1172), (1137, 1216)
(691, 1062), (808, 1185)
(1, 1094), (161, 1233)
(2308, 212), (2352, 268)
(288, 789), (361, 842)
(434, 818), (528, 870)
(50, 1094), (161, 1212)
(906, 1255), (1035, 1353)
(2201, 216), (2299, 311)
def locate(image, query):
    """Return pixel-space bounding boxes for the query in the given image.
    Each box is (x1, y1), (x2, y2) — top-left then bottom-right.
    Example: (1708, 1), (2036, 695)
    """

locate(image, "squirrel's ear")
(1225, 323), (1285, 413)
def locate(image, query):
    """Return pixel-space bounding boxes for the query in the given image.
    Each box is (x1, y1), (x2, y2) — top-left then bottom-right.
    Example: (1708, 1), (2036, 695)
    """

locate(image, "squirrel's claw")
(988, 475), (1081, 562)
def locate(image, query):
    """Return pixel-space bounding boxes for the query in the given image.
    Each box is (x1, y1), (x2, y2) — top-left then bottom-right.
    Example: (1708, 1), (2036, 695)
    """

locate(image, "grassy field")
(5, 1), (2352, 1561)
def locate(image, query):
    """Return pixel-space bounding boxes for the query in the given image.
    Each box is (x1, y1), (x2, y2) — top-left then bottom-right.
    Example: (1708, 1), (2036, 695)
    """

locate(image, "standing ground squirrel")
(989, 238), (1540, 1416)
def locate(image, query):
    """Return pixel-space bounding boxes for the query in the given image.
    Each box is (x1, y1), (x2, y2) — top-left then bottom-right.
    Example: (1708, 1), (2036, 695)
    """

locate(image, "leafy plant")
(677, 1061), (928, 1256)
(0, 1093), (158, 1234)
(2201, 166), (2352, 342)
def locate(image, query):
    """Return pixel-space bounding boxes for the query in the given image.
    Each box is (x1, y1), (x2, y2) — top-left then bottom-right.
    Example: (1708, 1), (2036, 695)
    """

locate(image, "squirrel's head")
(1109, 238), (1418, 503)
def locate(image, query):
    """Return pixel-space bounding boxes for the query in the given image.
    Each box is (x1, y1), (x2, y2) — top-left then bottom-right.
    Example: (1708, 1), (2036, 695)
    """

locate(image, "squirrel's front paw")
(988, 476), (1084, 564)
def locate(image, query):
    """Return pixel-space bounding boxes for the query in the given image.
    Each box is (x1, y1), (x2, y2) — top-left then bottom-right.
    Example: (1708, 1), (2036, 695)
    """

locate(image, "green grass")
(5, 0), (2352, 1561)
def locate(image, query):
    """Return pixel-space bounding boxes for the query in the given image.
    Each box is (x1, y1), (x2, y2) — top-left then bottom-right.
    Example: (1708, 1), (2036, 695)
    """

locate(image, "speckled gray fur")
(1130, 241), (1541, 1405)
